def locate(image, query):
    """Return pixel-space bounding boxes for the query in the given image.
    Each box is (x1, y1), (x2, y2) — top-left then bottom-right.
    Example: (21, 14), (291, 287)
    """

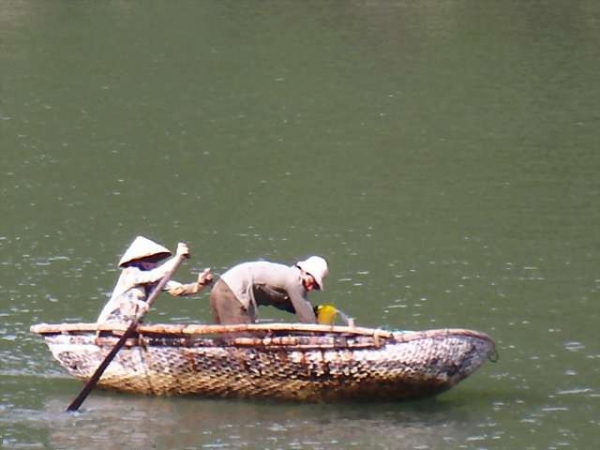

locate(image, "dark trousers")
(209, 278), (256, 325)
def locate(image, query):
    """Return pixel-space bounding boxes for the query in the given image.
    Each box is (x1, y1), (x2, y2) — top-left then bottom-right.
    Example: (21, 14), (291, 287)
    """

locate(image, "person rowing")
(97, 236), (213, 324)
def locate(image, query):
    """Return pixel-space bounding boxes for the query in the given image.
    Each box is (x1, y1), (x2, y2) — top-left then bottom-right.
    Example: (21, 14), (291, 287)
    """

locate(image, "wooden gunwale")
(30, 323), (495, 349)
(30, 322), (394, 339)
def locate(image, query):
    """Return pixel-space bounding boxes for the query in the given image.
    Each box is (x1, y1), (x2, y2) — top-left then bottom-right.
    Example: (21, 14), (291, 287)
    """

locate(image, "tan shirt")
(97, 257), (185, 324)
(220, 261), (317, 323)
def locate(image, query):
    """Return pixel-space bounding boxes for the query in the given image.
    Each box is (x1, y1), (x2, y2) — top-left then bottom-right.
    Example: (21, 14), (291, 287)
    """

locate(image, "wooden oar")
(66, 252), (187, 412)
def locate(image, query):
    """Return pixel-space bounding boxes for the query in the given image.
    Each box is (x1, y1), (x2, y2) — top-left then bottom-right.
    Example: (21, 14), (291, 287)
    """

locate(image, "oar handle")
(145, 252), (188, 309)
(66, 252), (187, 412)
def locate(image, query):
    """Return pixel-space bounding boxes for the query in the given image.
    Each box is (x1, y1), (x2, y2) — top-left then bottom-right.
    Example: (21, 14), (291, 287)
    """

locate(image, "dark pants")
(209, 278), (256, 325)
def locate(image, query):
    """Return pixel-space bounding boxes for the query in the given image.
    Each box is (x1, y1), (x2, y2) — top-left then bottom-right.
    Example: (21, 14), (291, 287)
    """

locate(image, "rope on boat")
(488, 347), (500, 363)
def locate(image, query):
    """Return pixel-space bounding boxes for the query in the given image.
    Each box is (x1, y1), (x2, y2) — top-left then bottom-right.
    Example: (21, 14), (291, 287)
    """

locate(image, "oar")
(66, 252), (187, 412)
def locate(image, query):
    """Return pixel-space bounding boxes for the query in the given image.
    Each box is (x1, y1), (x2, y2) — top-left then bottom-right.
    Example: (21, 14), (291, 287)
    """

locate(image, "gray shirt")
(220, 261), (317, 323)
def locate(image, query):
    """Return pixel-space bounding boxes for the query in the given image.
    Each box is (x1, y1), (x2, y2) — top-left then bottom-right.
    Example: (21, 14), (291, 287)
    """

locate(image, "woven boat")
(30, 322), (496, 402)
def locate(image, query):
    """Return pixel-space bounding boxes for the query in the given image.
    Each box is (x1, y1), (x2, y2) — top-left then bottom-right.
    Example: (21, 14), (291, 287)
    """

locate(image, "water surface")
(1, 1), (599, 449)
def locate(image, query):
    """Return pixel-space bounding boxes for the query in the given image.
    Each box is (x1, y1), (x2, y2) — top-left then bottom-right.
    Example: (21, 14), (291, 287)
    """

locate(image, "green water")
(2, 1), (599, 449)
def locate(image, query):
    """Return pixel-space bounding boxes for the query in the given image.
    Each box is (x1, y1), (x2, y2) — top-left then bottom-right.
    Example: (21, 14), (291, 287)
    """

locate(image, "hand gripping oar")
(66, 252), (187, 412)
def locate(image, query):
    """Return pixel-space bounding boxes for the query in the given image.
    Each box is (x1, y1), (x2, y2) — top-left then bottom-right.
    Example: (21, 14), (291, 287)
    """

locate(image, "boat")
(30, 322), (496, 402)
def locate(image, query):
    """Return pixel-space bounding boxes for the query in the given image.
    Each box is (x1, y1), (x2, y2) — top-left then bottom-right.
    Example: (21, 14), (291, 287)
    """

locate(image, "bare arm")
(167, 268), (213, 296)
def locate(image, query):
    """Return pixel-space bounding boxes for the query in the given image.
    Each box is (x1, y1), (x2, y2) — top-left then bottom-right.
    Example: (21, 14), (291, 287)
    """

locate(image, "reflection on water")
(11, 397), (478, 450)
(2, 385), (592, 450)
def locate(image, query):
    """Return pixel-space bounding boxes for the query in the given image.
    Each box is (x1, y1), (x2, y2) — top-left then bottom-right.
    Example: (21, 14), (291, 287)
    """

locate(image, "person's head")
(118, 236), (171, 270)
(296, 256), (329, 292)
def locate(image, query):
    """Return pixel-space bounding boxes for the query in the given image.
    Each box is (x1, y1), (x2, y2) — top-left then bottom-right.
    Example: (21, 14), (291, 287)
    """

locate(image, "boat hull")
(32, 323), (496, 402)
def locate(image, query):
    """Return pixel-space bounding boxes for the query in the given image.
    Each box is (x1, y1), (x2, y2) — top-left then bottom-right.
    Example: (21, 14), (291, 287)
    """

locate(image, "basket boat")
(30, 322), (496, 402)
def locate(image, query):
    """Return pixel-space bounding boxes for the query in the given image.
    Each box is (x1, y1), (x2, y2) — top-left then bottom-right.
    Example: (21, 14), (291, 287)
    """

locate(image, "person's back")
(210, 257), (328, 325)
(221, 261), (302, 309)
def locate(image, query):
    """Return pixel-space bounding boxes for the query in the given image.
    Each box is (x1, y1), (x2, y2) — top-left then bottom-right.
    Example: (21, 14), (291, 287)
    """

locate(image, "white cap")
(118, 236), (171, 268)
(296, 256), (329, 290)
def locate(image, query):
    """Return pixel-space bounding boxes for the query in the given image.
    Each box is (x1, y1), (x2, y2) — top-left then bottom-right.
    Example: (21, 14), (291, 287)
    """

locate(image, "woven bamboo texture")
(31, 323), (496, 402)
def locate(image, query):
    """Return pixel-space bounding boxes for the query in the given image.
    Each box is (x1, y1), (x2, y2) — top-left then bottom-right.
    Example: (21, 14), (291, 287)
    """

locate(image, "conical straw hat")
(118, 236), (171, 267)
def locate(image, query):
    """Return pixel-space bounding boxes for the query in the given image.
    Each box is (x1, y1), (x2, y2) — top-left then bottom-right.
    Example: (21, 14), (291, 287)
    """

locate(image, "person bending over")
(209, 256), (328, 325)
